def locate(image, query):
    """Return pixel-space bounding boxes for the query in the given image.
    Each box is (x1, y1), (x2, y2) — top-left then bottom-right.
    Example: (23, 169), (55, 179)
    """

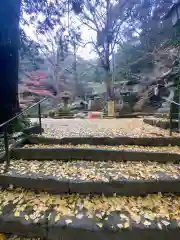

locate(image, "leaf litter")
(0, 160), (180, 181)
(0, 188), (178, 228)
(7, 237), (40, 240)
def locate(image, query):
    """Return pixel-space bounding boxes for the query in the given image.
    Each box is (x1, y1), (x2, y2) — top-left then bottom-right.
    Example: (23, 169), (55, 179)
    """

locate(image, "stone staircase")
(0, 134), (180, 239)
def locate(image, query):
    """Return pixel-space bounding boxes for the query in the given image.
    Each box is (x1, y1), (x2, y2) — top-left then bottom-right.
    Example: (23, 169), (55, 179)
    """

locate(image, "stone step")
(27, 135), (180, 146)
(0, 189), (179, 239)
(5, 235), (40, 239)
(11, 144), (180, 163)
(23, 143), (180, 153)
(143, 118), (178, 130)
(0, 160), (180, 196)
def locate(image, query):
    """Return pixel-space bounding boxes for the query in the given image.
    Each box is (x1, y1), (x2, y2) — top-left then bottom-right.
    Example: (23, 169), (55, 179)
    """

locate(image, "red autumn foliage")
(21, 71), (54, 97)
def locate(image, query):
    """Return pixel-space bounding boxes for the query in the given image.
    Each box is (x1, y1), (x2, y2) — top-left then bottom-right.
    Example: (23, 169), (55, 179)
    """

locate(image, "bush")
(7, 115), (31, 133)
(48, 107), (74, 118)
(48, 110), (56, 118)
(57, 107), (72, 117)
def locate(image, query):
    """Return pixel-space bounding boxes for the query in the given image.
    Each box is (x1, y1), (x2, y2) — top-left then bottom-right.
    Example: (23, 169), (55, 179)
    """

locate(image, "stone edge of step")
(0, 215), (179, 240)
(0, 175), (180, 196)
(10, 147), (180, 163)
(27, 135), (180, 146)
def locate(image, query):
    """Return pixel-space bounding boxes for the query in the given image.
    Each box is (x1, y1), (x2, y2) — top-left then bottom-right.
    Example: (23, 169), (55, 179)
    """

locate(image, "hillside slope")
(133, 42), (180, 113)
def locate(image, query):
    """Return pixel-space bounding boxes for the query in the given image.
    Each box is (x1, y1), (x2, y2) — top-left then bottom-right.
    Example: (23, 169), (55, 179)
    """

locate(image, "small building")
(113, 80), (143, 96)
(86, 82), (106, 97)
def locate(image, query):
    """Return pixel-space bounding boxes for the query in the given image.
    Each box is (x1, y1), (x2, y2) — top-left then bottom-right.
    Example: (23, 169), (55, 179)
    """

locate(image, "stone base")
(23, 125), (44, 135)
(143, 118), (178, 130)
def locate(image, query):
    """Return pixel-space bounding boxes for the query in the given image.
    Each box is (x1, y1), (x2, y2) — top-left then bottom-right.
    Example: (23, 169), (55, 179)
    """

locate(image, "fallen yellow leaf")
(123, 222), (130, 228)
(96, 222), (103, 228)
(96, 213), (102, 219)
(55, 215), (60, 222)
(14, 212), (20, 217)
(157, 222), (162, 229)
(8, 184), (13, 190)
(117, 223), (123, 228)
(143, 220), (151, 226)
(161, 220), (170, 226)
(65, 219), (72, 225)
(0, 234), (5, 240)
(120, 214), (128, 219)
(76, 213), (83, 219)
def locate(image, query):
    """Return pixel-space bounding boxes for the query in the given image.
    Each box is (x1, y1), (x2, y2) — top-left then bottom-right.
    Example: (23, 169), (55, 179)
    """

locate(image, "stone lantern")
(62, 92), (70, 108)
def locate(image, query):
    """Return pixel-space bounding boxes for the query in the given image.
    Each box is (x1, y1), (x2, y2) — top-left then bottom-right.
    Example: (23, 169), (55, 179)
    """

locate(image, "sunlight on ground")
(39, 118), (177, 138)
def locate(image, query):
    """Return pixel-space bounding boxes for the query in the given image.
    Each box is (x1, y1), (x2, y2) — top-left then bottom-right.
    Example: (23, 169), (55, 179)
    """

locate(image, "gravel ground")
(39, 118), (177, 138)
(24, 144), (180, 153)
(1, 160), (180, 181)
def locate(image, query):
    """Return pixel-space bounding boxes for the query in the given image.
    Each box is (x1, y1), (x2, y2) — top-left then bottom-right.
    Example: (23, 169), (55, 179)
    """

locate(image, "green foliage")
(57, 107), (72, 117)
(48, 110), (56, 118)
(123, 95), (138, 108)
(48, 107), (73, 118)
(136, 0), (173, 51)
(22, 0), (67, 30)
(8, 115), (31, 133)
(168, 39), (180, 46)
(71, 0), (84, 14)
(19, 0), (176, 95)
(19, 29), (45, 76)
(114, 42), (152, 81)
(167, 25), (180, 47)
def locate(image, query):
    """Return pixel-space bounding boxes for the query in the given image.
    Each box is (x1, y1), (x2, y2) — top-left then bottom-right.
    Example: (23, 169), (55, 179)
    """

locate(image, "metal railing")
(161, 97), (180, 136)
(0, 98), (47, 172)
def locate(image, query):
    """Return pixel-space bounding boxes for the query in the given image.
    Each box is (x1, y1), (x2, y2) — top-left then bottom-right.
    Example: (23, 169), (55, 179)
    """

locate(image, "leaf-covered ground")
(39, 118), (177, 138)
(1, 160), (180, 181)
(6, 236), (39, 240)
(24, 144), (180, 153)
(0, 188), (178, 229)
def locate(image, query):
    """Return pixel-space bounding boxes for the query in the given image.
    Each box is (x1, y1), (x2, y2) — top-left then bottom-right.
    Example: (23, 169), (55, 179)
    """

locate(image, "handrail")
(0, 97), (47, 173)
(161, 97), (180, 136)
(162, 97), (180, 106)
(0, 98), (46, 129)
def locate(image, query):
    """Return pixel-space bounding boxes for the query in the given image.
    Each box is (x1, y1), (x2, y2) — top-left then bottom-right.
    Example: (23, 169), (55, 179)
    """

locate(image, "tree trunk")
(0, 0), (21, 125)
(73, 42), (79, 98)
(104, 0), (113, 101)
(103, 59), (113, 101)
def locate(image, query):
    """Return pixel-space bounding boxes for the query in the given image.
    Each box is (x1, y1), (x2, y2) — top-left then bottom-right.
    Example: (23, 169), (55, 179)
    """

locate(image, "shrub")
(7, 115), (31, 133)
(48, 110), (56, 118)
(57, 107), (72, 117)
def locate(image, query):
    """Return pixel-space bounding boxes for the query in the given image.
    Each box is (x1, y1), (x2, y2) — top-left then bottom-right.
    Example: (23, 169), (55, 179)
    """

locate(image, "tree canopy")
(0, 0), (177, 122)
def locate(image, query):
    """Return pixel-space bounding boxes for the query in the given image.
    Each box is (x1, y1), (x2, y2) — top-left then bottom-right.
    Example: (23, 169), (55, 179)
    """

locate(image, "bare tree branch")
(78, 17), (97, 31)
(84, 0), (101, 31)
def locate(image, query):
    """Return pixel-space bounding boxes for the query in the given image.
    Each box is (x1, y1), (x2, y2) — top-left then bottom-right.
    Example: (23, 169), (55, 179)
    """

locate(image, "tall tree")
(19, 29), (45, 76)
(0, 0), (21, 125)
(113, 0), (174, 78)
(0, 0), (82, 125)
(75, 0), (139, 99)
(137, 0), (173, 51)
